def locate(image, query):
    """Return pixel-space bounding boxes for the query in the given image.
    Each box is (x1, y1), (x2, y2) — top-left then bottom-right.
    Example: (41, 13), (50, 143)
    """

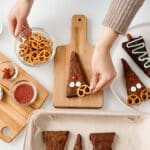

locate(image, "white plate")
(24, 110), (148, 150)
(0, 22), (2, 35)
(111, 23), (150, 114)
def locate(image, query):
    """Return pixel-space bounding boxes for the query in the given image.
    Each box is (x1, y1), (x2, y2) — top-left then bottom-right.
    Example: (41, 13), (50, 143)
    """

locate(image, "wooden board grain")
(0, 86), (33, 142)
(53, 15), (103, 108)
(0, 54), (48, 109)
(0, 54), (49, 142)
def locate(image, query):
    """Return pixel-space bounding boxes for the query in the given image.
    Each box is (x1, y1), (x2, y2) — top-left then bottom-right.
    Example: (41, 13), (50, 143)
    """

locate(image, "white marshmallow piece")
(75, 81), (81, 87)
(136, 83), (142, 89)
(69, 81), (75, 88)
(131, 86), (136, 92)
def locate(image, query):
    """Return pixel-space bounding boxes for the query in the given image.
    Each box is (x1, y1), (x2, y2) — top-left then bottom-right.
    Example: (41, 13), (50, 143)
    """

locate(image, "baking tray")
(23, 110), (150, 150)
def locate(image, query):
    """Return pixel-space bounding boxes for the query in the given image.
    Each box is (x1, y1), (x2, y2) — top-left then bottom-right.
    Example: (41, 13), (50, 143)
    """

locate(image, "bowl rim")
(15, 27), (56, 67)
(0, 22), (3, 35)
(0, 60), (19, 80)
(10, 79), (37, 106)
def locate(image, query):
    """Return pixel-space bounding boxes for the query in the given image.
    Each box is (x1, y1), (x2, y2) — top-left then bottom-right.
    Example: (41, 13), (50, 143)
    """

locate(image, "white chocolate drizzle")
(126, 36), (150, 69)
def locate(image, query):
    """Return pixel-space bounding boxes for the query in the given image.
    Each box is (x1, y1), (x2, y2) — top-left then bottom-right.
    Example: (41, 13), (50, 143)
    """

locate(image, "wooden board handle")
(71, 15), (87, 50)
(0, 126), (13, 142)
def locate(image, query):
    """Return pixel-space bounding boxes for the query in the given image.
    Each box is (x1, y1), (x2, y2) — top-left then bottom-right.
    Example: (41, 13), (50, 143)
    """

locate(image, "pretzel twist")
(126, 94), (141, 106)
(77, 84), (91, 97)
(140, 88), (150, 101)
(18, 32), (53, 65)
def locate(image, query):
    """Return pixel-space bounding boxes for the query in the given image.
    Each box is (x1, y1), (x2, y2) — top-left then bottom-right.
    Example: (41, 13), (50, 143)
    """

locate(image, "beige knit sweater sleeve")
(103, 0), (144, 34)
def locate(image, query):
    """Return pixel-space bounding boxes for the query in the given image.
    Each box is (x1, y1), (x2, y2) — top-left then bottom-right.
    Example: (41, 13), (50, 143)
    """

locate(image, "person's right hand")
(90, 27), (119, 93)
(8, 0), (33, 37)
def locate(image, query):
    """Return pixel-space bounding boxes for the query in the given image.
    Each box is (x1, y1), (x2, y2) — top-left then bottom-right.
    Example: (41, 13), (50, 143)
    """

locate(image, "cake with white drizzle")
(122, 33), (150, 77)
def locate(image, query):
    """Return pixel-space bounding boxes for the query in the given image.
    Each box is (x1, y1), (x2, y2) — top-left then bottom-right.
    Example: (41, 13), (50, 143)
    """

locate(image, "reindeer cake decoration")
(121, 58), (150, 106)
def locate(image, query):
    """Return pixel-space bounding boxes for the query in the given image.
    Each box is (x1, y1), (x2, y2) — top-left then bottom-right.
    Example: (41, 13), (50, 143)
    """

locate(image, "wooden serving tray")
(53, 15), (103, 108)
(0, 54), (49, 142)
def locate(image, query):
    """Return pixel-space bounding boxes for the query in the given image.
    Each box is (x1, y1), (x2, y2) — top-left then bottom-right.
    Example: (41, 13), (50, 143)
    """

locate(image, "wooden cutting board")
(0, 54), (49, 142)
(53, 15), (103, 108)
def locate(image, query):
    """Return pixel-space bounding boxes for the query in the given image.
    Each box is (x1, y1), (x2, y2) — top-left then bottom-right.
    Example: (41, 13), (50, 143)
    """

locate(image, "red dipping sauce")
(11, 81), (37, 105)
(14, 83), (34, 104)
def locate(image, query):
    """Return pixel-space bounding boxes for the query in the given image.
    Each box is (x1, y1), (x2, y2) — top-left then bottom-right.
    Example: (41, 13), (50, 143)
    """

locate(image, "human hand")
(90, 44), (116, 93)
(8, 0), (33, 37)
(90, 27), (119, 93)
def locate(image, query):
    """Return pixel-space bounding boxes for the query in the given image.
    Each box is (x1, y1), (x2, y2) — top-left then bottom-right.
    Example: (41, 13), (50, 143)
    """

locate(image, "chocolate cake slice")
(121, 58), (146, 98)
(90, 132), (115, 150)
(122, 34), (150, 77)
(66, 51), (89, 97)
(73, 134), (82, 150)
(42, 131), (69, 150)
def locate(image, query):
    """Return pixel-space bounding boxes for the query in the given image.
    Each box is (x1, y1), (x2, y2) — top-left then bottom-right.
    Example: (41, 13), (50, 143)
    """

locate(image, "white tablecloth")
(0, 0), (150, 149)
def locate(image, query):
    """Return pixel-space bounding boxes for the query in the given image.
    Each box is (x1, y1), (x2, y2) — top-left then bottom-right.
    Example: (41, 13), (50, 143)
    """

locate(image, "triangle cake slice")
(121, 58), (147, 105)
(90, 132), (115, 150)
(73, 134), (82, 150)
(42, 131), (69, 150)
(66, 51), (89, 98)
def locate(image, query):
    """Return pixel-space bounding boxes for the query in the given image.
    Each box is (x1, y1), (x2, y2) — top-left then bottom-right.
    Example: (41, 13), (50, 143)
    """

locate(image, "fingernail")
(15, 32), (18, 37)
(90, 85), (94, 90)
(92, 89), (97, 94)
(90, 87), (95, 93)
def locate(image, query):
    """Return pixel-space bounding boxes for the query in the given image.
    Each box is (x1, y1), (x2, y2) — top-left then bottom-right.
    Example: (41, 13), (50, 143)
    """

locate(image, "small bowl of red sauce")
(10, 80), (37, 105)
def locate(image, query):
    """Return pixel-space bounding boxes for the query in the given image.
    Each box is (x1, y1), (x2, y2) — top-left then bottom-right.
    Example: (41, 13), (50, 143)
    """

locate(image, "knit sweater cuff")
(103, 0), (144, 34)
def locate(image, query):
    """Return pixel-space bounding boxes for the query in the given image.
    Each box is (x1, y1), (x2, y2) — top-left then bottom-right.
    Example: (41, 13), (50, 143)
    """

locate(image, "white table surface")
(0, 0), (150, 149)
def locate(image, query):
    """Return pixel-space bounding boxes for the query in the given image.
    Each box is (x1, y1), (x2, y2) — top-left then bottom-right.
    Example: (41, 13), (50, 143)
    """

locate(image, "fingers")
(8, 15), (24, 37)
(8, 16), (17, 36)
(102, 80), (113, 89)
(90, 73), (99, 91)
(8, 16), (31, 38)
(21, 20), (31, 39)
(24, 20), (31, 32)
(91, 74), (116, 94)
(15, 19), (24, 37)
(92, 78), (110, 94)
